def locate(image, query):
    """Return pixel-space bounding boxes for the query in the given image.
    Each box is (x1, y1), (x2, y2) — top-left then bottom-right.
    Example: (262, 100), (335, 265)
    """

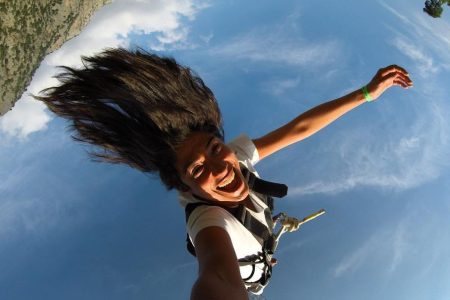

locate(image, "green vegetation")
(0, 45), (6, 61)
(423, 0), (450, 18)
(1, 0), (111, 116)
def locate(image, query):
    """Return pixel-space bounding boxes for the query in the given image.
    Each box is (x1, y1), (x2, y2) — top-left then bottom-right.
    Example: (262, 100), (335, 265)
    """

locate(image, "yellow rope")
(280, 209), (326, 232)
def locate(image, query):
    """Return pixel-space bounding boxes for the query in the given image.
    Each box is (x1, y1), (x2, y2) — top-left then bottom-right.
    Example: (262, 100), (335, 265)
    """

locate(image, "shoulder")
(188, 205), (234, 226)
(227, 133), (260, 167)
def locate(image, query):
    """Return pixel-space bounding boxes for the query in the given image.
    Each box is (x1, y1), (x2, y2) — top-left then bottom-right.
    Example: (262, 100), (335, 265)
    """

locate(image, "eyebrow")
(183, 136), (215, 176)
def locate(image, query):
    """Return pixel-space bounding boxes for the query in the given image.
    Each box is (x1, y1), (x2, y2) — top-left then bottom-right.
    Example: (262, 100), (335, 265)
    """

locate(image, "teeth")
(218, 169), (235, 188)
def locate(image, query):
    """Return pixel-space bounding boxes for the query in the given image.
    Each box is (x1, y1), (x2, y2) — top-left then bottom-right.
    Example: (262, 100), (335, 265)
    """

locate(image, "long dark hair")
(33, 47), (224, 191)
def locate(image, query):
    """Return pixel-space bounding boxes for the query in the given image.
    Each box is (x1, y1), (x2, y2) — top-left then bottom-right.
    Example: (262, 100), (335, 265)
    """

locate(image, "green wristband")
(362, 86), (373, 102)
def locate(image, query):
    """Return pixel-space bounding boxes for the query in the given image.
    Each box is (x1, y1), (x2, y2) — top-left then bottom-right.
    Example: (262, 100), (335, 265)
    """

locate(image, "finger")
(393, 78), (410, 88)
(381, 71), (399, 84)
(379, 66), (398, 77)
(393, 65), (410, 76)
(393, 73), (412, 88)
(383, 72), (412, 88)
(396, 73), (413, 86)
(380, 65), (410, 78)
(380, 69), (412, 86)
(387, 64), (409, 76)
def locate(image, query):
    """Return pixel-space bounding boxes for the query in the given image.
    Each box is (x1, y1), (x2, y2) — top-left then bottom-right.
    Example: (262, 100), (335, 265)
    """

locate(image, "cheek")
(192, 173), (215, 191)
(222, 148), (237, 162)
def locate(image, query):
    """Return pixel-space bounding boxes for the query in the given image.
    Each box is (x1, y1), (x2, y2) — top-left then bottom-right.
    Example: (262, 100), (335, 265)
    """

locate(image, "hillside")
(0, 0), (112, 117)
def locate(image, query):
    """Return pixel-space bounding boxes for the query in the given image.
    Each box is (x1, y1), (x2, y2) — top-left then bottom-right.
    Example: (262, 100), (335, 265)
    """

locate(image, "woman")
(34, 47), (412, 299)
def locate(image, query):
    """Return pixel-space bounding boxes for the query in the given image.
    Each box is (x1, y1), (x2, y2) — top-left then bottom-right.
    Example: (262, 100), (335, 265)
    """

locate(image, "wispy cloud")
(209, 18), (341, 67)
(0, 195), (60, 239)
(0, 134), (92, 240)
(0, 0), (207, 140)
(288, 2), (450, 196)
(199, 32), (214, 45)
(390, 37), (438, 77)
(262, 77), (302, 96)
(141, 260), (196, 293)
(379, 1), (450, 72)
(0, 183), (86, 241)
(290, 89), (449, 196)
(211, 33), (339, 66)
(387, 222), (408, 274)
(332, 220), (409, 278)
(333, 233), (376, 278)
(332, 203), (450, 285)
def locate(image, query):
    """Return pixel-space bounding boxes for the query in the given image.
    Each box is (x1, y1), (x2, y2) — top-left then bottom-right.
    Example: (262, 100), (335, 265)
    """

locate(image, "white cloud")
(276, 128), (446, 204)
(46, 0), (205, 65)
(199, 32), (214, 45)
(332, 220), (409, 278)
(262, 77), (302, 96)
(0, 97), (51, 142)
(379, 1), (450, 71)
(143, 261), (196, 288)
(287, 2), (450, 196)
(0, 0), (207, 140)
(0, 196), (59, 238)
(289, 89), (450, 196)
(378, 1), (412, 25)
(331, 204), (450, 283)
(333, 234), (375, 278)
(388, 222), (408, 274)
(209, 23), (341, 67)
(391, 37), (438, 77)
(0, 182), (87, 241)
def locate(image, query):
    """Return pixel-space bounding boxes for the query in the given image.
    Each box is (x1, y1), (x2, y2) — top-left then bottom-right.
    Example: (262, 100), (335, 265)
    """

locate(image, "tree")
(423, 0), (444, 18)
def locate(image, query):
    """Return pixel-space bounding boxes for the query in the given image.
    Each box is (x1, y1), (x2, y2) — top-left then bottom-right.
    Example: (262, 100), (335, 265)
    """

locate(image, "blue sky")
(1, 0), (450, 299)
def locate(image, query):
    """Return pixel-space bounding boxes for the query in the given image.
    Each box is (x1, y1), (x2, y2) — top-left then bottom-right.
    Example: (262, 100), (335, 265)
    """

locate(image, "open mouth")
(217, 168), (240, 193)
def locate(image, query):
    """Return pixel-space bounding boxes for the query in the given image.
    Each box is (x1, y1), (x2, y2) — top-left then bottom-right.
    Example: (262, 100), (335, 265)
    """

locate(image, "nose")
(209, 158), (228, 179)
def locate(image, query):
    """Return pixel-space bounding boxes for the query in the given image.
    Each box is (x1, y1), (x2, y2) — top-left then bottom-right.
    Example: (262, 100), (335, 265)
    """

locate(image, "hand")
(366, 65), (413, 101)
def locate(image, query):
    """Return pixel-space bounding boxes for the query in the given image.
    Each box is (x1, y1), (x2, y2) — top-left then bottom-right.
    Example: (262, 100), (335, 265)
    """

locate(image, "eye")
(191, 165), (204, 178)
(212, 143), (222, 154)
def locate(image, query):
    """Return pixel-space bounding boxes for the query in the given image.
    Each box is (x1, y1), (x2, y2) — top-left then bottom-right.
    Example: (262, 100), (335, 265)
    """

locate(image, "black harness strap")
(234, 204), (272, 242)
(241, 167), (287, 200)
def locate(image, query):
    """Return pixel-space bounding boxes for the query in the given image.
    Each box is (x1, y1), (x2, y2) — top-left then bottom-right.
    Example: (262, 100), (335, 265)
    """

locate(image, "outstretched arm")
(253, 65), (413, 161)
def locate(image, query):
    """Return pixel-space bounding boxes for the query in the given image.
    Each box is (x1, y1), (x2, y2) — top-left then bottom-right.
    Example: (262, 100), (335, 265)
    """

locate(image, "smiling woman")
(175, 131), (249, 203)
(32, 47), (412, 299)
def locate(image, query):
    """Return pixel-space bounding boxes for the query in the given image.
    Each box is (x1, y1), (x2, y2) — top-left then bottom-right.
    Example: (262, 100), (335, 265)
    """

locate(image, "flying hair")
(33, 47), (224, 191)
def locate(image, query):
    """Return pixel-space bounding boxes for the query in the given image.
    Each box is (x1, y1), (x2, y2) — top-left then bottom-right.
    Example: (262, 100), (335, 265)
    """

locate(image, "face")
(175, 131), (249, 204)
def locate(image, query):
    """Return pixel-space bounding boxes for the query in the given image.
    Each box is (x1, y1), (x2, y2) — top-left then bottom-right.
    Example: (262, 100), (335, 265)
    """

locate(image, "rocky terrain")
(0, 0), (112, 117)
